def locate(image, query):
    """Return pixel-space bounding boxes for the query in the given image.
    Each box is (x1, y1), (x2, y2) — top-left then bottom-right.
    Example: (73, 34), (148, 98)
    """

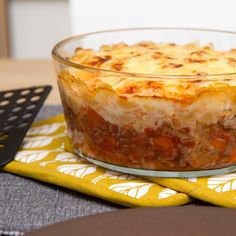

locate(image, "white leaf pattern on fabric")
(59, 142), (65, 150)
(40, 152), (80, 167)
(27, 122), (65, 135)
(55, 152), (80, 162)
(23, 134), (65, 148)
(23, 136), (53, 148)
(15, 150), (49, 163)
(158, 188), (177, 199)
(208, 173), (236, 192)
(91, 170), (137, 184)
(57, 164), (96, 178)
(109, 182), (153, 199)
(187, 177), (198, 183)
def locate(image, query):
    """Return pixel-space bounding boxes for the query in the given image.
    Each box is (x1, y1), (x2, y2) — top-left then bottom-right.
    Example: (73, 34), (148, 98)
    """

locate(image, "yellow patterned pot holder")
(3, 115), (236, 207)
(1, 115), (190, 207)
(147, 175), (236, 208)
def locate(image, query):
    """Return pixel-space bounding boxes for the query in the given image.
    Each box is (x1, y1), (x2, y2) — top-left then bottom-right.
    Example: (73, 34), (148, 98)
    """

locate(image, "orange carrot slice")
(153, 136), (174, 150)
(210, 139), (227, 151)
(229, 148), (236, 163)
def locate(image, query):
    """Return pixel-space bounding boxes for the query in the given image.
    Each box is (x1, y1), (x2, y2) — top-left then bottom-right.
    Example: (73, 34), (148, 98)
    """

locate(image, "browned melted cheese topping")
(65, 42), (236, 101)
(71, 41), (236, 75)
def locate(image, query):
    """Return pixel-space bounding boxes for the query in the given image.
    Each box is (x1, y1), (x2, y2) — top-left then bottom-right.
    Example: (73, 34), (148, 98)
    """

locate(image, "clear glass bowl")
(52, 28), (236, 177)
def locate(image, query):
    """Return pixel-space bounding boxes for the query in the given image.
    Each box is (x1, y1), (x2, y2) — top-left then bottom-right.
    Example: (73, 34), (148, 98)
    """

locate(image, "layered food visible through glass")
(55, 39), (236, 171)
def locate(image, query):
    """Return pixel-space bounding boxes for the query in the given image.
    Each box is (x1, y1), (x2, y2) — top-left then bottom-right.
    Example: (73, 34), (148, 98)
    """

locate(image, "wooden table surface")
(0, 59), (60, 104)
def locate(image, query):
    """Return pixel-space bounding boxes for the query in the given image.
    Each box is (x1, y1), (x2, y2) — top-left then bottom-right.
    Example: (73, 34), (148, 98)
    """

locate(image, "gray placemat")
(0, 106), (120, 234)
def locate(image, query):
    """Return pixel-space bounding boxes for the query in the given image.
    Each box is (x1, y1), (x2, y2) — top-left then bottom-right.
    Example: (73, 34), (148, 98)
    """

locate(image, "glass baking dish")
(52, 28), (236, 177)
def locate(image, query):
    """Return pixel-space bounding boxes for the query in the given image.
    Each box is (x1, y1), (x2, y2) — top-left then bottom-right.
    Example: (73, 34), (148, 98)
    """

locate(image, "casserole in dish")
(52, 28), (236, 177)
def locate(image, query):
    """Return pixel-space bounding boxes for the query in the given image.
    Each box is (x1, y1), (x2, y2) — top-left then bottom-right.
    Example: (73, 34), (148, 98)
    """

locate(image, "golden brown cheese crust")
(71, 41), (236, 75)
(65, 42), (236, 101)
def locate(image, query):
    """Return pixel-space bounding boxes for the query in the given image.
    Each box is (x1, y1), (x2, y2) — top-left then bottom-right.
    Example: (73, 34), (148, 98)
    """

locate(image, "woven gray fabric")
(0, 106), (120, 234)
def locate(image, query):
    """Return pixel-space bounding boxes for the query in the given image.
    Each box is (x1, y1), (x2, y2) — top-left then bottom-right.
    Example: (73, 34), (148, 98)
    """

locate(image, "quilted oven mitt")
(1, 115), (190, 207)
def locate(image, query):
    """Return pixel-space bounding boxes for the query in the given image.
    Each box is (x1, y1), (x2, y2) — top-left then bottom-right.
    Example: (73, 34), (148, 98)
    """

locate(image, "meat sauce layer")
(63, 102), (236, 171)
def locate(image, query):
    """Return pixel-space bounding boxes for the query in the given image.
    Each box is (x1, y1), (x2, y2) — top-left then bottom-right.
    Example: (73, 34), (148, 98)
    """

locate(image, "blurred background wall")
(0, 0), (71, 59)
(70, 0), (236, 34)
(1, 0), (236, 59)
(9, 0), (70, 59)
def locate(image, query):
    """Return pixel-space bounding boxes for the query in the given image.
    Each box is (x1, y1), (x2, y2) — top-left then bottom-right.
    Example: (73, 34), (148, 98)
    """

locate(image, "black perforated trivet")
(0, 85), (52, 166)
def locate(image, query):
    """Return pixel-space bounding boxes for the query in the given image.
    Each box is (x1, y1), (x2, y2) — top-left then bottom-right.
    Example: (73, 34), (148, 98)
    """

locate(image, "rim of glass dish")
(52, 27), (236, 80)
(76, 149), (236, 178)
